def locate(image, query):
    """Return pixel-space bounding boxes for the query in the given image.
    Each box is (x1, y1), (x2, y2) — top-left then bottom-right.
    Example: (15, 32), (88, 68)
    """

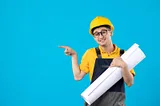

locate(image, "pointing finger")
(58, 46), (68, 49)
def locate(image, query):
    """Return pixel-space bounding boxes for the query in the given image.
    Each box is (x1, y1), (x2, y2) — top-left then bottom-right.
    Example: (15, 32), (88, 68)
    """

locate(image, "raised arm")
(59, 46), (86, 81)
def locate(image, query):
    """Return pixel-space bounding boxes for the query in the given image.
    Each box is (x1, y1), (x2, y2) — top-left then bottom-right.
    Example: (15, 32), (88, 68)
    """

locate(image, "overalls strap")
(95, 47), (101, 58)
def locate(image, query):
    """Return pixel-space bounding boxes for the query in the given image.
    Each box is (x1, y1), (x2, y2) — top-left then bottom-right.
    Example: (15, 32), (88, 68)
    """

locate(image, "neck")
(100, 43), (115, 54)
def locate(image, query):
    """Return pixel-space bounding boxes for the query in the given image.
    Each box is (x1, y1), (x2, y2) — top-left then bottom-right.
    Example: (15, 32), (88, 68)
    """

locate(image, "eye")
(101, 30), (107, 35)
(94, 32), (100, 37)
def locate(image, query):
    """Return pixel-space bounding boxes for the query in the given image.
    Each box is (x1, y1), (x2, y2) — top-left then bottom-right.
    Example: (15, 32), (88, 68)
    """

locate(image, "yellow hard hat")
(89, 16), (114, 35)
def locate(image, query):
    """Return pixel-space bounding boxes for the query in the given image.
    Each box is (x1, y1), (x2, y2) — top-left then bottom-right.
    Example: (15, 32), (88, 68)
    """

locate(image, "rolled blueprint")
(81, 43), (146, 105)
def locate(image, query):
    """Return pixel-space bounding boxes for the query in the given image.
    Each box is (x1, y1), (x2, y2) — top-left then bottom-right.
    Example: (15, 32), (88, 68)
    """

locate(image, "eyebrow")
(93, 29), (109, 33)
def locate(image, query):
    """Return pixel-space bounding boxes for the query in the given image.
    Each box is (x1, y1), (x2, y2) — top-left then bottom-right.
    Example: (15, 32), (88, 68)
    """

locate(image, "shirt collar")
(98, 44), (118, 55)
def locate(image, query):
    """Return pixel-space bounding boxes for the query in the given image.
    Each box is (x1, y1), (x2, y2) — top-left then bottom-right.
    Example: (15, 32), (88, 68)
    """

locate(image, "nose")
(99, 33), (104, 38)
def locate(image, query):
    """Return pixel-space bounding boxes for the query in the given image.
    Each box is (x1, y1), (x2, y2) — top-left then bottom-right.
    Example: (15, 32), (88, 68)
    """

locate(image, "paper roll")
(81, 43), (146, 105)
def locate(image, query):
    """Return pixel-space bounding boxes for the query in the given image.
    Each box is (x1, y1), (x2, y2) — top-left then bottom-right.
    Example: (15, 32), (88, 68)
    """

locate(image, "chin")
(98, 42), (107, 46)
(99, 43), (106, 46)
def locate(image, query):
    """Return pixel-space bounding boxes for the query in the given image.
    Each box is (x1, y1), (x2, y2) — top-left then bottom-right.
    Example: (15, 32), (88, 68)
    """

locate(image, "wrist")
(71, 52), (77, 57)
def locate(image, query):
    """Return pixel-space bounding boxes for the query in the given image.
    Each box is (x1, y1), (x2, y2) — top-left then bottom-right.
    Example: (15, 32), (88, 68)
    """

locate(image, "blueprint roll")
(81, 43), (146, 105)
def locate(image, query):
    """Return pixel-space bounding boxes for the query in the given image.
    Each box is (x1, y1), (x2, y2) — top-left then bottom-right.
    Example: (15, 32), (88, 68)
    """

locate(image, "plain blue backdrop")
(0, 0), (160, 106)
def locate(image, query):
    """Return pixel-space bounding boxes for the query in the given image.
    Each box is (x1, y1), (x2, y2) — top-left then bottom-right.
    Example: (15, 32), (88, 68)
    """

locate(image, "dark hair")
(91, 25), (111, 34)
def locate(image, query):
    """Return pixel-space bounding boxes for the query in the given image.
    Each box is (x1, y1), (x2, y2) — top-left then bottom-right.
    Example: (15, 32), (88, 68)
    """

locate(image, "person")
(59, 16), (135, 106)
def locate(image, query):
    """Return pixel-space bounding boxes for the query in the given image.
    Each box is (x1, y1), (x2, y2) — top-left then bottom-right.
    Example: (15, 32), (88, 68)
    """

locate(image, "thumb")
(110, 62), (114, 67)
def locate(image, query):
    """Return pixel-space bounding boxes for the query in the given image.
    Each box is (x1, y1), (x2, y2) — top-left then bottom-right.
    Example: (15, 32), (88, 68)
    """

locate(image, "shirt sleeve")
(130, 69), (136, 76)
(79, 50), (90, 74)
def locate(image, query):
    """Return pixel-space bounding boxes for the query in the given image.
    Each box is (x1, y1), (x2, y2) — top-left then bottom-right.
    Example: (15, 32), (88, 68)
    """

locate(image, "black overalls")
(85, 47), (125, 106)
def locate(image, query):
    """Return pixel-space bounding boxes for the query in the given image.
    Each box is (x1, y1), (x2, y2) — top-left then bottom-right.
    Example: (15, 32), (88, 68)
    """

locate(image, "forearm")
(121, 66), (134, 87)
(110, 57), (134, 86)
(71, 54), (82, 79)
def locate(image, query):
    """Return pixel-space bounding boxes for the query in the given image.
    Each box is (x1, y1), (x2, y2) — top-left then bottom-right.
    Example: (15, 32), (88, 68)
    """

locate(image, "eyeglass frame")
(93, 29), (111, 38)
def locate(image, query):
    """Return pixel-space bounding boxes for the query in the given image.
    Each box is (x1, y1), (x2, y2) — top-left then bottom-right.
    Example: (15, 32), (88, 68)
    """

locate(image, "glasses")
(93, 30), (110, 38)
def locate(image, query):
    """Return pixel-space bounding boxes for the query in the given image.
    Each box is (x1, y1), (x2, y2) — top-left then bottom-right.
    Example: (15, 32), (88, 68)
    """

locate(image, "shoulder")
(85, 48), (96, 54)
(82, 47), (97, 57)
(113, 44), (126, 55)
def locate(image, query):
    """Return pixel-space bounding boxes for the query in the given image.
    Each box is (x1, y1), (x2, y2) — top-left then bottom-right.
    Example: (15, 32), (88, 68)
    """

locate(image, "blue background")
(0, 0), (159, 106)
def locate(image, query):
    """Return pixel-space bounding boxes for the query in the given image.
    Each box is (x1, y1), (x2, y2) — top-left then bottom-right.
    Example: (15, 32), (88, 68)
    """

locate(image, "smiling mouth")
(99, 39), (106, 43)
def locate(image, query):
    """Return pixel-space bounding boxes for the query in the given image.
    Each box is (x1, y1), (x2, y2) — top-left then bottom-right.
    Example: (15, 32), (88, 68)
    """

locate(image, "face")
(93, 27), (112, 47)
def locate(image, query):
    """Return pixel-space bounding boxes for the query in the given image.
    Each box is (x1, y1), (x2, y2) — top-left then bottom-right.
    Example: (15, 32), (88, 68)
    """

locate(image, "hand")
(59, 46), (76, 56)
(110, 57), (127, 69)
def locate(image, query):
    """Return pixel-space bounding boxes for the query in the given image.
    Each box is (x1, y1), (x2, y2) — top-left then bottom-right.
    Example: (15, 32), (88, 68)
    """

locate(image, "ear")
(110, 31), (113, 36)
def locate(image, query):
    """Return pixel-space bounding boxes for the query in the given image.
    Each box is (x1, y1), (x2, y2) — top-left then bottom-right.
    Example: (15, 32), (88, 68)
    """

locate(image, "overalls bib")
(85, 47), (125, 106)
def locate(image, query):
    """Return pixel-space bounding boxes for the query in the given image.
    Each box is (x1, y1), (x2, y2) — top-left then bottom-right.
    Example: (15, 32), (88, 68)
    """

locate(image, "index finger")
(58, 46), (68, 49)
